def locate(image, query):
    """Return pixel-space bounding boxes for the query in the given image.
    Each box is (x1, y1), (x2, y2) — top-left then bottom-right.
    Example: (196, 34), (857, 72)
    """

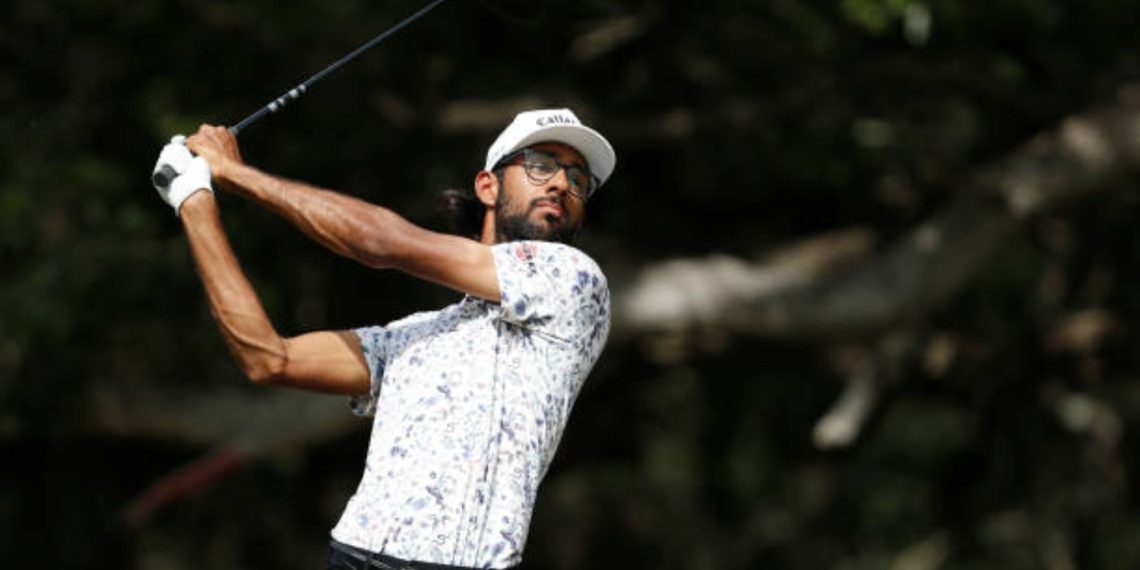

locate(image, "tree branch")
(614, 86), (1140, 340)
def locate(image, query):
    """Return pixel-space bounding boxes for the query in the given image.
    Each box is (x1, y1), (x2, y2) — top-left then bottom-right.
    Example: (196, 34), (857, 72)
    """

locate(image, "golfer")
(151, 109), (615, 569)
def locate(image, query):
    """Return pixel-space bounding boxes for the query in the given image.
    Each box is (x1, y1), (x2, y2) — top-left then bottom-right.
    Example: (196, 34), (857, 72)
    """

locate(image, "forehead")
(527, 142), (588, 168)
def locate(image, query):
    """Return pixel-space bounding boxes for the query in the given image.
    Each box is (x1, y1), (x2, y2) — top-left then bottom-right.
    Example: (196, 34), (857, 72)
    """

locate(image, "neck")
(480, 210), (497, 245)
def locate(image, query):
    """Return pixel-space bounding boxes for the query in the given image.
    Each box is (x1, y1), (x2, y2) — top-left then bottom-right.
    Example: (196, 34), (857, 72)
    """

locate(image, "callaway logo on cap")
(536, 113), (577, 127)
(485, 108), (617, 189)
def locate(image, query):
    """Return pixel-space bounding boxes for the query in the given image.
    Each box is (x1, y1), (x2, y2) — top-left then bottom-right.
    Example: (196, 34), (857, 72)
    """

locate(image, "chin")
(496, 211), (580, 244)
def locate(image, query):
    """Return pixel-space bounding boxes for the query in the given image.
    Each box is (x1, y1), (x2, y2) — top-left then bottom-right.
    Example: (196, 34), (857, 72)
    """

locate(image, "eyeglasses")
(497, 148), (600, 200)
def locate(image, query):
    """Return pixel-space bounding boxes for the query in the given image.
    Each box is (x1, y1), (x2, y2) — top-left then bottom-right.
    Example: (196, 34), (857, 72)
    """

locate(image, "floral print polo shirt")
(330, 241), (610, 568)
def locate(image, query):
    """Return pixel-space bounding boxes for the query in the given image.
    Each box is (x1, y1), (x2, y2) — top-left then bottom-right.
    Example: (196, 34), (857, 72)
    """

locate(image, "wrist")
(210, 158), (234, 186)
(213, 159), (249, 191)
(178, 188), (217, 219)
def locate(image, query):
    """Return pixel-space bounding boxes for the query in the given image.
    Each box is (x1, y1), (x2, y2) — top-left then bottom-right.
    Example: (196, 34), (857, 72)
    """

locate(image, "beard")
(495, 194), (580, 244)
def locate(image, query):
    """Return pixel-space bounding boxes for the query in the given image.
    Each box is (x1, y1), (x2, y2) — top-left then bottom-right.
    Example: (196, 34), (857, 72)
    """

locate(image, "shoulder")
(493, 241), (605, 279)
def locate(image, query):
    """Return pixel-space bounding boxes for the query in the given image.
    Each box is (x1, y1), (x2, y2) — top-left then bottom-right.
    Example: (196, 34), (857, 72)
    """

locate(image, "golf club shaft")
(230, 0), (452, 135)
(154, 0), (452, 188)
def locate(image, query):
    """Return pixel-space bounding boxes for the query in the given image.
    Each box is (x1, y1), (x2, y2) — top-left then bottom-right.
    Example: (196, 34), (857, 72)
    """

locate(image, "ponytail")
(435, 188), (484, 239)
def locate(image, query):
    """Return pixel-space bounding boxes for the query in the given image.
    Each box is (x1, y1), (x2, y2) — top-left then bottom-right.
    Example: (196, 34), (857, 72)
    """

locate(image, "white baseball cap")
(484, 108), (617, 189)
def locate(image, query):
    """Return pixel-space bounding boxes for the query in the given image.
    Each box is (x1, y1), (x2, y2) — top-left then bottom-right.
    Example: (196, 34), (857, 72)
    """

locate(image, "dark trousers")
(327, 539), (484, 570)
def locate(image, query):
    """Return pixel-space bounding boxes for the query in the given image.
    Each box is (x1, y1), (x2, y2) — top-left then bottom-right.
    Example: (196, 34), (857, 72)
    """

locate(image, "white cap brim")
(507, 125), (615, 187)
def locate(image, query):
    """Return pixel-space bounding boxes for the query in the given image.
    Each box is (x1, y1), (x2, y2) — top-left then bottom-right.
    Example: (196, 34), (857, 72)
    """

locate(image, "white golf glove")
(152, 135), (191, 187)
(166, 156), (213, 216)
(152, 135), (213, 215)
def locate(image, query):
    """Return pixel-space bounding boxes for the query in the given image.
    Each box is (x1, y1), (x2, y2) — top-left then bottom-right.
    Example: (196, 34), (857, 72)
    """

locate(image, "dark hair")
(435, 188), (483, 239)
(434, 168), (506, 240)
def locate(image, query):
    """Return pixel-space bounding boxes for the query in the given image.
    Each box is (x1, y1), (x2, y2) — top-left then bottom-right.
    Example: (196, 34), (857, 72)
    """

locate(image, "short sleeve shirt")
(330, 241), (610, 568)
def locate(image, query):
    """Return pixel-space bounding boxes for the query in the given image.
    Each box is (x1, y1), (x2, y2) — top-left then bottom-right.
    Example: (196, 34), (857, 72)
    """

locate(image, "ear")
(474, 170), (499, 208)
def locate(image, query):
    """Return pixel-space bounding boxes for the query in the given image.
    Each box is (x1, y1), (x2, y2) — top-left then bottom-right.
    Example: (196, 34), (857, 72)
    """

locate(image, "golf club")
(154, 0), (454, 188)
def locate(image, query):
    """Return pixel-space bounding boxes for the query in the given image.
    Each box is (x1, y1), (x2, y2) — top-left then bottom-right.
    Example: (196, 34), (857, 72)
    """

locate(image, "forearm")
(218, 163), (414, 268)
(179, 192), (286, 384)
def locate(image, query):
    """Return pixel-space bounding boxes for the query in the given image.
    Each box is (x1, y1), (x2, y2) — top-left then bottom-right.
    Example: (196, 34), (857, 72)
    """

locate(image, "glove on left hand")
(165, 156), (213, 216)
(152, 135), (191, 190)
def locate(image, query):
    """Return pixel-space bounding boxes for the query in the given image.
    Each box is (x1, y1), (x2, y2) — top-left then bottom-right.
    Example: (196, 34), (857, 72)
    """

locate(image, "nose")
(546, 166), (571, 194)
(549, 168), (588, 205)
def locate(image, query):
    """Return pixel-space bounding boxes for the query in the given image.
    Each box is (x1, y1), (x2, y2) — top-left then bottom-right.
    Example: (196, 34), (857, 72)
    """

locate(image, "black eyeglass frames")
(496, 148), (600, 199)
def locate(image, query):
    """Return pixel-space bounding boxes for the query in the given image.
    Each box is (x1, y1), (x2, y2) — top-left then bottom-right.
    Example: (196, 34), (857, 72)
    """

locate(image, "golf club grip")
(153, 164), (178, 188)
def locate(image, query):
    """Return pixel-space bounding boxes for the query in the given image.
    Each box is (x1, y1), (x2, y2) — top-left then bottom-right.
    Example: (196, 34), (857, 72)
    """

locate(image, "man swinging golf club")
(151, 108), (615, 569)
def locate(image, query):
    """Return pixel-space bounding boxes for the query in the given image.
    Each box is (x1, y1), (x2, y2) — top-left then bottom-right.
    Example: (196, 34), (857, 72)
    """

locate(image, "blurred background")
(4, 0), (1140, 568)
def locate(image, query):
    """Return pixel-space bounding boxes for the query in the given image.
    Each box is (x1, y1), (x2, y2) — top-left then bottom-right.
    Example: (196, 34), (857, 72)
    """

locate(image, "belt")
(329, 539), (481, 570)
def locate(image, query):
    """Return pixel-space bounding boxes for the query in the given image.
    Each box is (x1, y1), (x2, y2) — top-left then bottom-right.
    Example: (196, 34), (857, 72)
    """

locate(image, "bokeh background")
(5, 0), (1140, 568)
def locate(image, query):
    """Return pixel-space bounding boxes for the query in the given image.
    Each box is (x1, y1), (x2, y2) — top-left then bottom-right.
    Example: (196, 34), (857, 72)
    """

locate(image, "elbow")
(245, 368), (277, 387)
(242, 354), (286, 387)
(358, 242), (396, 269)
(357, 229), (400, 269)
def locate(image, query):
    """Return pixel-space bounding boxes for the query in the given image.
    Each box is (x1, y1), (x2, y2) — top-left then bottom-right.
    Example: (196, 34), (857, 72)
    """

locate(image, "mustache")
(529, 196), (565, 212)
